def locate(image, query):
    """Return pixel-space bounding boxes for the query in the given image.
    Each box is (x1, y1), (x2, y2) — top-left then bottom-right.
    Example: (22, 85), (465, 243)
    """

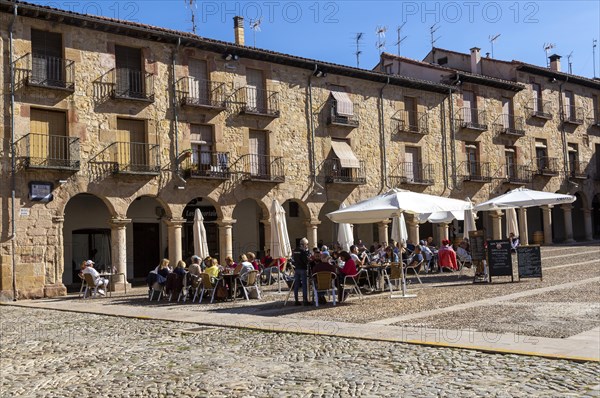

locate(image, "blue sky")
(34, 0), (600, 77)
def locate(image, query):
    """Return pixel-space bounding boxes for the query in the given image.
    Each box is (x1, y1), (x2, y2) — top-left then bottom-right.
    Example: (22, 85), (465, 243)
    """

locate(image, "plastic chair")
(311, 272), (337, 307)
(82, 273), (106, 299)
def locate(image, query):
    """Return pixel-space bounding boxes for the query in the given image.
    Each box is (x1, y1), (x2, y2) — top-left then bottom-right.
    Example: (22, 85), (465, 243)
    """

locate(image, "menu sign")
(517, 246), (542, 279)
(487, 240), (514, 281)
(469, 230), (485, 261)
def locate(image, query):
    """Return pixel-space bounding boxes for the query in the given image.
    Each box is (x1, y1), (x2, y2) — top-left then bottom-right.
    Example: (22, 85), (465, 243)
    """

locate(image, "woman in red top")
(338, 251), (357, 302)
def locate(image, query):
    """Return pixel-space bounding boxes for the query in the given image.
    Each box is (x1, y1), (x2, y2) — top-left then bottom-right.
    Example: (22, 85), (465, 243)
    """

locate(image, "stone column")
(377, 220), (390, 245)
(165, 218), (185, 265)
(562, 204), (575, 243)
(260, 218), (271, 253)
(45, 216), (67, 297)
(490, 211), (503, 240)
(110, 218), (131, 290)
(438, 223), (449, 243)
(305, 220), (320, 249)
(583, 208), (593, 241)
(518, 208), (529, 246)
(542, 205), (553, 245)
(407, 218), (420, 244)
(217, 219), (236, 265)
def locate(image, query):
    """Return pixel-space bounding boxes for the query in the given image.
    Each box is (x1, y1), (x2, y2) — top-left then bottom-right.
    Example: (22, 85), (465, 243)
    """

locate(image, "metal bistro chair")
(312, 272), (337, 307)
(194, 273), (217, 303)
(382, 262), (403, 293)
(82, 273), (105, 299)
(178, 273), (199, 302)
(239, 270), (261, 301)
(341, 271), (364, 301)
(457, 257), (472, 279)
(78, 273), (87, 298)
(404, 259), (424, 284)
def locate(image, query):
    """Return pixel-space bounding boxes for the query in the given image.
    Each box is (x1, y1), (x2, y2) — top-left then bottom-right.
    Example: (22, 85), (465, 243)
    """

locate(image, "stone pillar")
(260, 218), (271, 253)
(490, 211), (503, 240)
(377, 221), (390, 245)
(45, 216), (67, 297)
(217, 219), (236, 265)
(305, 220), (320, 249)
(110, 218), (131, 290)
(165, 218), (185, 265)
(407, 218), (420, 244)
(583, 208), (593, 241)
(518, 208), (529, 246)
(562, 204), (575, 243)
(542, 205), (553, 245)
(438, 223), (449, 243)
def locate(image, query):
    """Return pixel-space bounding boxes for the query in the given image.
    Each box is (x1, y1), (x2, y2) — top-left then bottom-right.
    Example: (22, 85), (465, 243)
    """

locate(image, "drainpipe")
(557, 76), (570, 189)
(440, 98), (448, 192)
(308, 64), (324, 193)
(9, 2), (18, 301)
(379, 77), (390, 191)
(448, 75), (461, 189)
(172, 37), (186, 186)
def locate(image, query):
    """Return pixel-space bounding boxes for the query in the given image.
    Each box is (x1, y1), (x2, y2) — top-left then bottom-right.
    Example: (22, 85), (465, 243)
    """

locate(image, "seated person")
(438, 240), (458, 271)
(188, 255), (202, 277)
(246, 252), (260, 271)
(406, 245), (424, 271)
(426, 236), (437, 249)
(174, 260), (187, 277)
(419, 240), (434, 272)
(509, 232), (520, 253)
(81, 260), (109, 296)
(384, 246), (399, 263)
(238, 254), (255, 283)
(350, 245), (366, 267)
(337, 251), (357, 302)
(456, 241), (472, 264)
(224, 256), (237, 272)
(261, 250), (273, 271)
(406, 240), (416, 253)
(312, 252), (338, 304)
(262, 256), (286, 284)
(157, 258), (172, 279)
(205, 258), (220, 284)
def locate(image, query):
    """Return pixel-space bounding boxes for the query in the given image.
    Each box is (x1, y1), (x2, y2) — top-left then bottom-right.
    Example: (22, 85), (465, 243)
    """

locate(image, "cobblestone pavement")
(1, 307), (599, 398)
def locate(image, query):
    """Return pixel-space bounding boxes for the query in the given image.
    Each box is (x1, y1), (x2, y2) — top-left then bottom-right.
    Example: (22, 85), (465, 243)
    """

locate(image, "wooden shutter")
(246, 68), (264, 109)
(30, 109), (66, 161)
(116, 119), (146, 168)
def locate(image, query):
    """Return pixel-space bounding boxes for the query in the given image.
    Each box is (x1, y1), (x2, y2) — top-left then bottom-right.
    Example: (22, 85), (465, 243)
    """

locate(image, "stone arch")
(232, 198), (269, 260)
(181, 197), (221, 260)
(56, 187), (117, 219)
(281, 198), (311, 249)
(572, 191), (587, 241)
(317, 200), (343, 247)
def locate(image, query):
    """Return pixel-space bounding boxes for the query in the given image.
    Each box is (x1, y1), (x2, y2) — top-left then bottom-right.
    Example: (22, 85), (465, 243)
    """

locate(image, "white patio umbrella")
(391, 213), (408, 245)
(474, 187), (576, 211)
(193, 209), (209, 259)
(336, 202), (354, 252)
(270, 200), (292, 292)
(463, 199), (477, 239)
(505, 208), (519, 238)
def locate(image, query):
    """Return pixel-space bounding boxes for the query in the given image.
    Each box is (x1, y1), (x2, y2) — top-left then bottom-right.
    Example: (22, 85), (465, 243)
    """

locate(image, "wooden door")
(30, 109), (66, 163)
(463, 91), (475, 123)
(116, 119), (146, 170)
(246, 68), (265, 110)
(249, 130), (267, 176)
(188, 59), (208, 102)
(502, 97), (513, 128)
(31, 29), (62, 84)
(405, 147), (420, 181)
(115, 45), (142, 96)
(405, 97), (417, 130)
(532, 83), (542, 113)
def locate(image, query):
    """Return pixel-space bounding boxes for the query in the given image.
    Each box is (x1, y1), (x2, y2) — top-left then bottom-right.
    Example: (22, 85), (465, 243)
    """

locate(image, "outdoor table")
(219, 272), (239, 300)
(361, 263), (387, 291)
(99, 272), (127, 297)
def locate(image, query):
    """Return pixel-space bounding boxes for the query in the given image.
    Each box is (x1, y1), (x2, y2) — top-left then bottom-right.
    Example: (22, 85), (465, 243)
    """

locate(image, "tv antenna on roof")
(249, 17), (263, 48)
(543, 43), (556, 66)
(592, 39), (597, 78)
(395, 23), (408, 56)
(430, 23), (441, 49)
(566, 50), (574, 74)
(184, 0), (198, 34)
(354, 32), (364, 68)
(489, 33), (501, 58)
(376, 25), (387, 55)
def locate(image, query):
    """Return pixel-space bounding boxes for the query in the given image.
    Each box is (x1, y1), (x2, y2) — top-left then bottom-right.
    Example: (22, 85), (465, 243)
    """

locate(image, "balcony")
(109, 68), (155, 102)
(177, 78), (227, 110)
(527, 98), (553, 120)
(327, 100), (360, 127)
(183, 151), (230, 180)
(237, 154), (284, 183)
(563, 105), (584, 125)
(391, 111), (429, 135)
(389, 162), (434, 186)
(240, 87), (280, 117)
(569, 161), (588, 179)
(504, 164), (532, 184)
(456, 108), (488, 132)
(460, 161), (492, 183)
(99, 142), (160, 175)
(495, 114), (525, 136)
(322, 159), (366, 184)
(17, 53), (75, 91)
(587, 113), (600, 128)
(534, 156), (560, 176)
(20, 133), (80, 170)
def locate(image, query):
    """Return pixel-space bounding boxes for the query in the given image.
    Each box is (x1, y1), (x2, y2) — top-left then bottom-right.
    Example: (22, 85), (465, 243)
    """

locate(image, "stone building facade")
(0, 1), (598, 299)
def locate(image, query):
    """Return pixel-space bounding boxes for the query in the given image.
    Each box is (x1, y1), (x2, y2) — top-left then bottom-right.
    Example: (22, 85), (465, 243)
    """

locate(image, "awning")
(331, 91), (354, 117)
(568, 144), (577, 152)
(465, 144), (477, 149)
(535, 141), (547, 148)
(504, 147), (515, 152)
(331, 140), (360, 168)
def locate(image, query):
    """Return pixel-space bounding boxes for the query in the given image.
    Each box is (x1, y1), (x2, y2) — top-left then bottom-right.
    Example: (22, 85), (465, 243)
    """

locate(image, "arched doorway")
(127, 196), (166, 279)
(282, 199), (309, 250)
(593, 194), (600, 239)
(63, 193), (112, 287)
(182, 198), (220, 261)
(317, 201), (341, 247)
(572, 192), (586, 241)
(232, 198), (265, 260)
(552, 204), (566, 242)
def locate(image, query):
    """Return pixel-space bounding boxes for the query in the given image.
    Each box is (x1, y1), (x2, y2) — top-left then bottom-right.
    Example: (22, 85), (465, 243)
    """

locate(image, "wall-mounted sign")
(19, 208), (30, 217)
(29, 181), (53, 202)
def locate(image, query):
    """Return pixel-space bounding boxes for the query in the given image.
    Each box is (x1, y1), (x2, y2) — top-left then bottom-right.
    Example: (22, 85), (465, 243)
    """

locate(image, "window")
(288, 202), (299, 218)
(384, 64), (393, 74)
(568, 143), (578, 174)
(532, 83), (542, 113)
(30, 108), (67, 162)
(31, 29), (63, 85)
(249, 130), (268, 176)
(465, 143), (479, 176)
(564, 90), (575, 119)
(188, 59), (209, 102)
(190, 124), (213, 166)
(505, 147), (516, 178)
(501, 97), (514, 128)
(246, 68), (265, 110)
(462, 91), (477, 123)
(116, 118), (146, 168)
(593, 94), (600, 124)
(115, 45), (143, 97)
(404, 97), (418, 130)
(404, 146), (422, 182)
(535, 139), (548, 170)
(437, 56), (448, 65)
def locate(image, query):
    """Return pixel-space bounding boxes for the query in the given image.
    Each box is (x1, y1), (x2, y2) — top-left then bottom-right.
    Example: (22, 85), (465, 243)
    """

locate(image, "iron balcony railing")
(460, 161), (492, 183)
(562, 105), (584, 125)
(535, 156), (559, 176)
(392, 111), (429, 134)
(457, 107), (488, 131)
(110, 68), (155, 102)
(240, 87), (280, 117)
(237, 154), (284, 182)
(177, 77), (227, 109)
(17, 53), (76, 91)
(569, 160), (587, 179)
(504, 164), (532, 184)
(528, 98), (553, 119)
(103, 142), (160, 175)
(21, 133), (80, 170)
(322, 159), (366, 184)
(389, 162), (434, 186)
(495, 114), (526, 136)
(327, 100), (360, 127)
(183, 151), (230, 180)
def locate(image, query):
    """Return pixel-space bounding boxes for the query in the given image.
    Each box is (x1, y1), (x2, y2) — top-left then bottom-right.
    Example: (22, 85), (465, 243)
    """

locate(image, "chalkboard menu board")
(469, 230), (486, 261)
(487, 240), (514, 281)
(517, 246), (542, 279)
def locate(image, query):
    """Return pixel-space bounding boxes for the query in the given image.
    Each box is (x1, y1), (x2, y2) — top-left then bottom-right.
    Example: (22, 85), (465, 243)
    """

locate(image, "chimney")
(470, 47), (481, 74)
(233, 16), (244, 46)
(549, 54), (561, 72)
